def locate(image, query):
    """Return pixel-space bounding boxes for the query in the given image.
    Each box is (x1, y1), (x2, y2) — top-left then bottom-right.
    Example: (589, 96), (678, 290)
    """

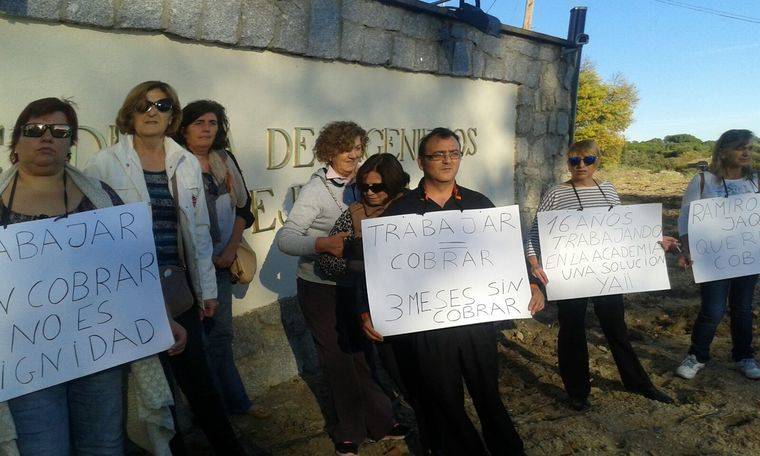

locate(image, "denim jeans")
(203, 268), (252, 414)
(8, 367), (124, 456)
(689, 274), (758, 363)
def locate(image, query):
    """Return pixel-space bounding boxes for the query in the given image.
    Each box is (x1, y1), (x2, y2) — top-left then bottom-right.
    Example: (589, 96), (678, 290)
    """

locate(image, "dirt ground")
(189, 168), (760, 455)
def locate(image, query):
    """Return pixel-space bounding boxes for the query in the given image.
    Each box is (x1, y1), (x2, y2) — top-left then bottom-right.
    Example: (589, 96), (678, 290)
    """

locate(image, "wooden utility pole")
(523, 0), (535, 30)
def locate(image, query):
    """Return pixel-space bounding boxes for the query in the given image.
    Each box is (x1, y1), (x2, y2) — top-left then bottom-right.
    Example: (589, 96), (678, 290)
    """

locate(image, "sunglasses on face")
(358, 183), (387, 194)
(21, 123), (73, 139)
(135, 98), (173, 113)
(568, 155), (597, 167)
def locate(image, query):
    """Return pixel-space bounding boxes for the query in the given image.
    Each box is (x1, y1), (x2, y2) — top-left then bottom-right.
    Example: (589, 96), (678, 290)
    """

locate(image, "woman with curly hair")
(276, 122), (400, 456)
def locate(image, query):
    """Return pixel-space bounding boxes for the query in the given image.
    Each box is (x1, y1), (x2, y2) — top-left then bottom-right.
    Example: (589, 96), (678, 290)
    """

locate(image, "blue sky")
(444, 1), (760, 142)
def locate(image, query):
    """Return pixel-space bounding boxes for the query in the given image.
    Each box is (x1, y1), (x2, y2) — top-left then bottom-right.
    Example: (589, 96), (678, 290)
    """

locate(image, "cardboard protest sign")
(0, 203), (174, 402)
(688, 193), (760, 283)
(362, 206), (532, 336)
(537, 204), (670, 300)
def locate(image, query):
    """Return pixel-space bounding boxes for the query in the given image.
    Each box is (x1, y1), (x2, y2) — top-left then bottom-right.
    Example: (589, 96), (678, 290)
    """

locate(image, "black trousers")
(556, 295), (654, 399)
(392, 324), (524, 456)
(297, 279), (394, 443)
(161, 307), (245, 455)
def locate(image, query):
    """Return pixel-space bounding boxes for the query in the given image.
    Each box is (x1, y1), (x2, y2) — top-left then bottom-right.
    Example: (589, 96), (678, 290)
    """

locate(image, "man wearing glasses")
(381, 127), (544, 455)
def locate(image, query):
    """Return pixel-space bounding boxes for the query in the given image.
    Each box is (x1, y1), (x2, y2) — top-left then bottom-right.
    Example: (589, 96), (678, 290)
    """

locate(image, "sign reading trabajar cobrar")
(362, 206), (532, 336)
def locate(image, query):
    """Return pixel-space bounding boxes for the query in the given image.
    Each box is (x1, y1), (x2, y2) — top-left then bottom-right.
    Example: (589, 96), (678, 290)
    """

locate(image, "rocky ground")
(186, 168), (760, 455)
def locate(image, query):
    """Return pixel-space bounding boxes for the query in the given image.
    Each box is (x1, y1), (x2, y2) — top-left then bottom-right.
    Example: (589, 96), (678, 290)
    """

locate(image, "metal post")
(566, 6), (587, 145)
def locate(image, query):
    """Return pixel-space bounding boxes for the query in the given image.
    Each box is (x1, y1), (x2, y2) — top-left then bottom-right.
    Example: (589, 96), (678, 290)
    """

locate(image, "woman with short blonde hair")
(526, 139), (674, 411)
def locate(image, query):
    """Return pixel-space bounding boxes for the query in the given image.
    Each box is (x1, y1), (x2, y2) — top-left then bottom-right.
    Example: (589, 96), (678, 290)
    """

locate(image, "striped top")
(144, 170), (179, 267)
(526, 181), (621, 257)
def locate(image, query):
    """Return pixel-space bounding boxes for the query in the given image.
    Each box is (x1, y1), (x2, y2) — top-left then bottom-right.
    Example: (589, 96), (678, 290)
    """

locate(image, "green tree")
(575, 62), (638, 167)
(664, 134), (702, 144)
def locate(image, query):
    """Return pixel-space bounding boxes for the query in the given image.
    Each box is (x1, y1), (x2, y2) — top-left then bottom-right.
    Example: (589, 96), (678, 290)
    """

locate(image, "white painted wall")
(0, 19), (518, 314)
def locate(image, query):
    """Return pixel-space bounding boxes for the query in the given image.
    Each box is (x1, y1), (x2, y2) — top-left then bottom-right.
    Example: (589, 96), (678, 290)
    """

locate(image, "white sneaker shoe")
(736, 358), (760, 380)
(676, 354), (705, 379)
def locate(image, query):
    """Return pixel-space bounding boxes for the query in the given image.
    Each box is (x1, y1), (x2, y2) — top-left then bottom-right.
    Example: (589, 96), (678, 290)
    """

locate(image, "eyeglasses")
(568, 155), (597, 167)
(136, 98), (173, 113)
(423, 151), (463, 161)
(358, 183), (387, 194)
(21, 123), (73, 139)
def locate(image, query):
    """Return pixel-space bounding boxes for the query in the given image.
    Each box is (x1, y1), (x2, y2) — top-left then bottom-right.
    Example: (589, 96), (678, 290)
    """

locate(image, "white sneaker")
(676, 354), (705, 379)
(736, 358), (760, 380)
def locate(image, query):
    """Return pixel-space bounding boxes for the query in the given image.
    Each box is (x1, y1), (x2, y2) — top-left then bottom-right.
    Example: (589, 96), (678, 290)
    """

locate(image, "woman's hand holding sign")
(528, 284), (545, 315)
(678, 252), (693, 269)
(168, 319), (187, 356)
(530, 265), (548, 286)
(527, 255), (548, 286)
(360, 312), (384, 342)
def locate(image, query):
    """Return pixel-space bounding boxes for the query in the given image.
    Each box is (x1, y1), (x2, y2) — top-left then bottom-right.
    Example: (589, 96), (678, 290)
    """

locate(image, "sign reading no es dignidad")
(0, 203), (174, 402)
(362, 206), (533, 336)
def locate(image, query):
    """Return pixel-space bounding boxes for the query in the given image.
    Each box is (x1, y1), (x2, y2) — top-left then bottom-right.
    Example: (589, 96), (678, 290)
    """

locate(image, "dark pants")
(689, 274), (758, 363)
(204, 268), (253, 414)
(162, 307), (245, 455)
(373, 341), (409, 399)
(357, 278), (409, 401)
(392, 324), (524, 456)
(557, 295), (653, 400)
(297, 278), (394, 443)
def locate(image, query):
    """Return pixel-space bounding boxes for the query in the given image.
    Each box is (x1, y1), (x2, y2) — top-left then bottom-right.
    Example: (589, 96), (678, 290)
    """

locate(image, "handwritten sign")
(688, 194), (760, 283)
(537, 204), (670, 300)
(362, 206), (532, 336)
(0, 203), (174, 402)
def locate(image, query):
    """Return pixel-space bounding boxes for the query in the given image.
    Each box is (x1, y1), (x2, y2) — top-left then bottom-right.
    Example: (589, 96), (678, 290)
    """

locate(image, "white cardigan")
(85, 135), (217, 304)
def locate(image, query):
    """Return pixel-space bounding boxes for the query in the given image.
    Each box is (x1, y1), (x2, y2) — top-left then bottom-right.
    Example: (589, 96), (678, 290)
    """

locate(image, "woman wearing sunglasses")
(675, 130), (760, 381)
(275, 123), (400, 456)
(316, 153), (412, 404)
(1, 97), (179, 455)
(525, 139), (673, 411)
(85, 81), (245, 454)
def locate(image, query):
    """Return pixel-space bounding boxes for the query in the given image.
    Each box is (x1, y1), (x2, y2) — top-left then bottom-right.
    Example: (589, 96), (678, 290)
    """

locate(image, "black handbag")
(160, 175), (196, 317)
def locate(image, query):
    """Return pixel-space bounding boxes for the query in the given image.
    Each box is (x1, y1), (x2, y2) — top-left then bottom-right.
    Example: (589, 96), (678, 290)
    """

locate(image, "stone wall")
(1, 0), (576, 393)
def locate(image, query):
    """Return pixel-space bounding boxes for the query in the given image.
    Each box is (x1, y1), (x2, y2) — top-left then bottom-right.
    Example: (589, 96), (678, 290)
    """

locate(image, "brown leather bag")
(160, 175), (196, 317)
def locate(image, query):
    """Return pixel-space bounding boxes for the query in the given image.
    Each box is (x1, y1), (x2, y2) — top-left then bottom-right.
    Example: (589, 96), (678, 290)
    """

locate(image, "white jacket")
(85, 135), (217, 304)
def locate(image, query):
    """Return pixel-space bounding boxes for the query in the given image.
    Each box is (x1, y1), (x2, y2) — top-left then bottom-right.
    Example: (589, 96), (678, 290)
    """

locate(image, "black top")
(383, 178), (495, 217)
(226, 150), (254, 228)
(0, 181), (122, 225)
(383, 178), (539, 290)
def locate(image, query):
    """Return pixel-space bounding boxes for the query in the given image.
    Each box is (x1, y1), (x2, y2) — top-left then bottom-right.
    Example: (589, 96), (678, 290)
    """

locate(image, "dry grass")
(189, 167), (760, 456)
